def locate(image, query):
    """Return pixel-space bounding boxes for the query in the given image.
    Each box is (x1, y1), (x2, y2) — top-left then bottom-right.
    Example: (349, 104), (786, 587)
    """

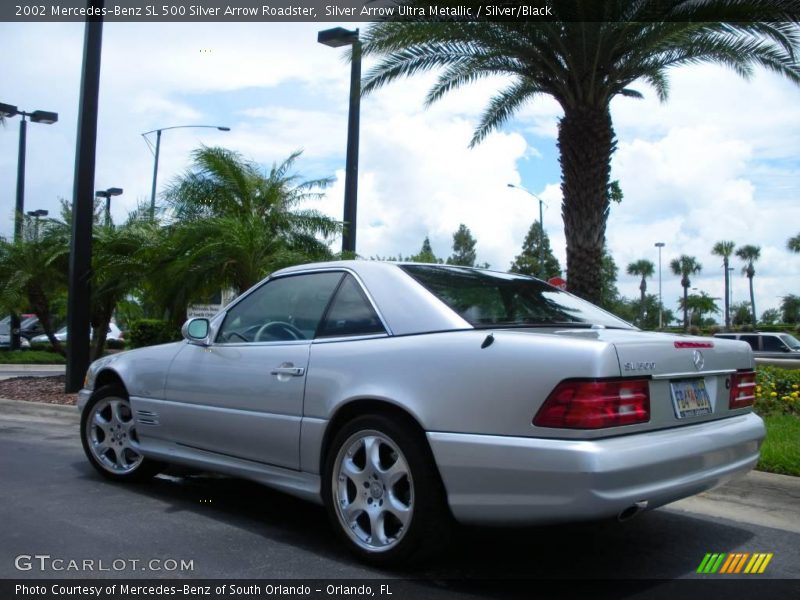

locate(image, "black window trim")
(214, 267), (393, 346)
(314, 273), (388, 340)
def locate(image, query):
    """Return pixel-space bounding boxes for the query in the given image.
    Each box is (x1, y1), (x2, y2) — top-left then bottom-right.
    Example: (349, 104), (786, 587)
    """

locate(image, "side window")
(317, 275), (386, 338)
(761, 336), (784, 352)
(740, 335), (759, 351)
(217, 272), (343, 343)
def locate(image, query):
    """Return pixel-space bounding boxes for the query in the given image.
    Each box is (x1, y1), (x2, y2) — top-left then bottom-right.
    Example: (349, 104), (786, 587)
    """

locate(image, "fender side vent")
(136, 410), (159, 426)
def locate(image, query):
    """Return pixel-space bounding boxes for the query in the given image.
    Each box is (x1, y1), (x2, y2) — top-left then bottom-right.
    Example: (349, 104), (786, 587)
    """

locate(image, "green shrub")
(106, 338), (126, 350)
(127, 319), (181, 349)
(29, 341), (61, 353)
(755, 366), (800, 417)
(0, 350), (66, 364)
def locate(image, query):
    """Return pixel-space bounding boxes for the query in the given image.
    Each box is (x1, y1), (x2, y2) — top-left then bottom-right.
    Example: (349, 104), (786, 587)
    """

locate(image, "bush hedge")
(127, 319), (181, 349)
(755, 366), (800, 417)
(0, 350), (66, 364)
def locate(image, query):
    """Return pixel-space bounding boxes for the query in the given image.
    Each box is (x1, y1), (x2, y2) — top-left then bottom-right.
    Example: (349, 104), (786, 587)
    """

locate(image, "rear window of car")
(400, 265), (634, 329)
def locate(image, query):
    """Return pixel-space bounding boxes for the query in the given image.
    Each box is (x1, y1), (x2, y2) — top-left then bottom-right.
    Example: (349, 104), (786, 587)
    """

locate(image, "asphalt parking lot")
(1, 397), (799, 595)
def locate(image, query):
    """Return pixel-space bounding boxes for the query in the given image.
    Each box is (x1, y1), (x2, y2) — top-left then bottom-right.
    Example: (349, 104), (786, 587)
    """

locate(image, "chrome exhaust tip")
(618, 500), (649, 522)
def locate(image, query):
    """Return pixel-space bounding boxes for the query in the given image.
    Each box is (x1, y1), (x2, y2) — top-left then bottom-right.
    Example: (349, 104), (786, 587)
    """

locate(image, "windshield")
(400, 265), (635, 329)
(780, 334), (800, 350)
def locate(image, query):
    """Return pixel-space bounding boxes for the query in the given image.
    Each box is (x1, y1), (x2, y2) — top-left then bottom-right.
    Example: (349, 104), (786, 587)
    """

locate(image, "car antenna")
(481, 333), (494, 349)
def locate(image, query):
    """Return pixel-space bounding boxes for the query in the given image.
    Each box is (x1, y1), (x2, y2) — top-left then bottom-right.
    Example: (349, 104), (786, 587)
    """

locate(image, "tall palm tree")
(736, 244), (761, 327)
(670, 255), (702, 331)
(626, 259), (655, 326)
(789, 233), (800, 253)
(711, 240), (736, 330)
(160, 147), (341, 321)
(361, 2), (800, 303)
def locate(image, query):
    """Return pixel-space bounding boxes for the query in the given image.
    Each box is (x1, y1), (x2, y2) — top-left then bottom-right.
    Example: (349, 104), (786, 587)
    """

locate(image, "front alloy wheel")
(81, 385), (161, 481)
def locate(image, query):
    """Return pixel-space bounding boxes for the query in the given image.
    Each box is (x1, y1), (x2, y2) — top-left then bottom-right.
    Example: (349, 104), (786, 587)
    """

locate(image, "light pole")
(95, 187), (123, 226)
(655, 242), (665, 329)
(508, 183), (546, 276)
(26, 209), (48, 242)
(0, 102), (58, 350)
(318, 27), (361, 255)
(142, 125), (230, 217)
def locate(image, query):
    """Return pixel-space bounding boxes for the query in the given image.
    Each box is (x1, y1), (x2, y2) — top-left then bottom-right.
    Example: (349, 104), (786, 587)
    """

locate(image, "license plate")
(670, 379), (712, 419)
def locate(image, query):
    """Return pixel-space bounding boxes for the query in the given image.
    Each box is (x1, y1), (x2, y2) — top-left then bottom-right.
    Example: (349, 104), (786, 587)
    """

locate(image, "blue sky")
(1, 21), (799, 319)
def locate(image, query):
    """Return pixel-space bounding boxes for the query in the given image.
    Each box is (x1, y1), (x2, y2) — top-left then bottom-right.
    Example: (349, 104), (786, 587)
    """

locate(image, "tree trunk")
(748, 274), (757, 327)
(682, 284), (689, 331)
(558, 105), (615, 305)
(90, 300), (114, 362)
(26, 285), (65, 356)
(723, 257), (730, 331)
(639, 278), (646, 325)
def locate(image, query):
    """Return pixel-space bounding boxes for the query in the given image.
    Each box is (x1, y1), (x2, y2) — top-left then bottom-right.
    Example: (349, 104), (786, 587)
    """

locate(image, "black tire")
(80, 384), (162, 482)
(322, 414), (452, 565)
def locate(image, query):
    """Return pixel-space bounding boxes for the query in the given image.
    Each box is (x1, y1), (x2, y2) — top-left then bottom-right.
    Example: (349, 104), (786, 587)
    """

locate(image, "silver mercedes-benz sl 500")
(78, 261), (764, 564)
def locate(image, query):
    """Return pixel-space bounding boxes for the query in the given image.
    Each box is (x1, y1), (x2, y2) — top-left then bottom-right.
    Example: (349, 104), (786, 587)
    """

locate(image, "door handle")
(271, 366), (305, 377)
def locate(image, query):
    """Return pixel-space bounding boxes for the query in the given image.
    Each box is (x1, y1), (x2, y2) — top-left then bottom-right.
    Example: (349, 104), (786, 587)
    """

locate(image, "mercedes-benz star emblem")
(692, 350), (705, 371)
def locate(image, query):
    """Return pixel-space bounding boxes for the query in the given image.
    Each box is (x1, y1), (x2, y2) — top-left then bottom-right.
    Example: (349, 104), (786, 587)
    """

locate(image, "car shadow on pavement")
(70, 460), (758, 589)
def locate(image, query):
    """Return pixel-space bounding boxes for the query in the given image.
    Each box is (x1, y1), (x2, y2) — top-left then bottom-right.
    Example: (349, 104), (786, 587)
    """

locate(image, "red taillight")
(533, 378), (650, 429)
(730, 371), (756, 409)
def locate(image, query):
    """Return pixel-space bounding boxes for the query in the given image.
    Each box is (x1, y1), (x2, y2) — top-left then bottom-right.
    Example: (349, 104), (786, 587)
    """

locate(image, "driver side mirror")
(181, 318), (210, 345)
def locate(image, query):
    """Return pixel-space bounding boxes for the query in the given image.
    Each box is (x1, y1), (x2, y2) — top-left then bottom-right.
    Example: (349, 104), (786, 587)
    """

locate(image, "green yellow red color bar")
(696, 553), (773, 574)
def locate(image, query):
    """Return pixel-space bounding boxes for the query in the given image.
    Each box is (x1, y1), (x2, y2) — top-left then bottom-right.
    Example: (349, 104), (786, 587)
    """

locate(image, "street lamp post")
(0, 102), (58, 350)
(142, 125), (230, 217)
(508, 183), (546, 276)
(655, 242), (665, 329)
(95, 187), (123, 226)
(26, 209), (49, 242)
(318, 27), (361, 255)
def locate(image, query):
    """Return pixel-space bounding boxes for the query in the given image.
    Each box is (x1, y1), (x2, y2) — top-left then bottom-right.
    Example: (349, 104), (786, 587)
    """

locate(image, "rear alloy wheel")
(81, 385), (162, 481)
(324, 415), (451, 564)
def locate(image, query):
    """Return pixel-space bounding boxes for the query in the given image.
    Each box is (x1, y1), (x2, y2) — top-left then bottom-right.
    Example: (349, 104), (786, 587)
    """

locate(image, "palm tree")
(789, 233), (800, 253)
(0, 218), (69, 354)
(680, 292), (721, 327)
(626, 259), (654, 326)
(88, 208), (165, 361)
(736, 244), (761, 327)
(670, 255), (702, 331)
(711, 241), (736, 330)
(361, 2), (800, 303)
(160, 147), (340, 320)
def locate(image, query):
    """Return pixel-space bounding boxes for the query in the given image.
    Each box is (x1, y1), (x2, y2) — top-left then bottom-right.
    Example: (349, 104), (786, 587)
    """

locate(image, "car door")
(162, 271), (344, 469)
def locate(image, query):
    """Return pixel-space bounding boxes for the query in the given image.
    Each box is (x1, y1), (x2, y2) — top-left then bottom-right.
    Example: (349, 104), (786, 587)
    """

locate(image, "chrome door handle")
(271, 366), (305, 377)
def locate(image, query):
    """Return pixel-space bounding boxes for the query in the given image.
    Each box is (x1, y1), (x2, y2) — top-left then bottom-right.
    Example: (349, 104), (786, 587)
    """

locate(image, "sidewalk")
(0, 364), (65, 371)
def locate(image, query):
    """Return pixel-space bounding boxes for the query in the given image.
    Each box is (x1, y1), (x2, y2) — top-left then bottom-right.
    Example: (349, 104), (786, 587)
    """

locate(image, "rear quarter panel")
(303, 329), (620, 438)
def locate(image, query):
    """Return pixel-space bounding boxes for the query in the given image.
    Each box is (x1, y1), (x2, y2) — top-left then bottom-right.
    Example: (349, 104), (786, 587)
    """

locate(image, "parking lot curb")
(0, 397), (79, 423)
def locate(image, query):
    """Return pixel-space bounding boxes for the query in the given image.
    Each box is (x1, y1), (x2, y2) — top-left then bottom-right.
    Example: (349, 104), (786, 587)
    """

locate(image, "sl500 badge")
(624, 361), (656, 372)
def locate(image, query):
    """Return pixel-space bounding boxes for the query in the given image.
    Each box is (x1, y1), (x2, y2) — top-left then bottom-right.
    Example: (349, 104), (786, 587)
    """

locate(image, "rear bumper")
(427, 412), (765, 525)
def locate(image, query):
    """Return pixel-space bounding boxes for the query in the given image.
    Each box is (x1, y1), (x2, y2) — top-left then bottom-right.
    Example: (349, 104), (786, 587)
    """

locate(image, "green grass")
(0, 350), (66, 364)
(757, 414), (800, 476)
